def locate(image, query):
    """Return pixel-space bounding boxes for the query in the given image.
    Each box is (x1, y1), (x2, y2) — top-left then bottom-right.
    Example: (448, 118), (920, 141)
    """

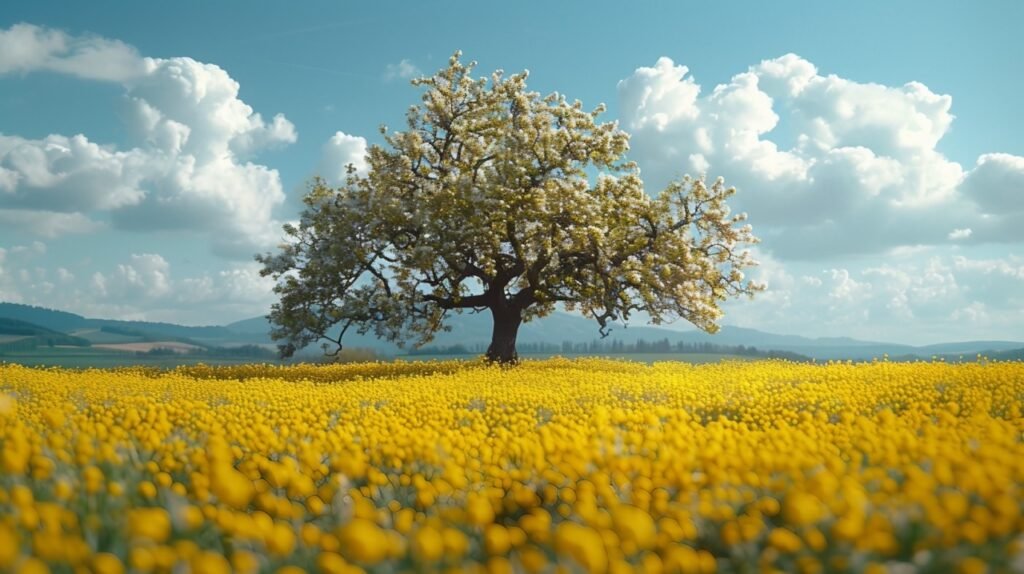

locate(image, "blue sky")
(1, 1), (1022, 344)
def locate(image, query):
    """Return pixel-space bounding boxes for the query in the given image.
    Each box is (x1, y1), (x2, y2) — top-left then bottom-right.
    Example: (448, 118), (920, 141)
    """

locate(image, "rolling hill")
(228, 310), (1024, 361)
(0, 317), (91, 349)
(3, 302), (1022, 362)
(0, 303), (258, 345)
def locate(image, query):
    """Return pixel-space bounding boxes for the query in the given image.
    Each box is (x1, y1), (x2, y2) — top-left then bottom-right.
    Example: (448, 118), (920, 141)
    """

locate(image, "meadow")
(1, 358), (1022, 573)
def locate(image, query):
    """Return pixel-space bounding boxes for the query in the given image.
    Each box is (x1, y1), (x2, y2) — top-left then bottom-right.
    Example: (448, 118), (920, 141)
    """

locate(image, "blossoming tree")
(257, 53), (763, 364)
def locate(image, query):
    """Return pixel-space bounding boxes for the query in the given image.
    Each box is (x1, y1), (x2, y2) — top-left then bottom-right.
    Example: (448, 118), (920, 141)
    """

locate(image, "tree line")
(409, 338), (810, 361)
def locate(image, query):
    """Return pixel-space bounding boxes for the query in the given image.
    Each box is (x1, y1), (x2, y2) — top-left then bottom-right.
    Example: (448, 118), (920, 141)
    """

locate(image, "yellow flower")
(315, 552), (347, 574)
(484, 524), (511, 555)
(189, 551), (231, 574)
(210, 464), (255, 510)
(782, 492), (824, 526)
(53, 480), (74, 501)
(0, 524), (21, 568)
(337, 518), (390, 564)
(697, 550), (717, 574)
(266, 522), (296, 556)
(518, 546), (548, 573)
(466, 494), (495, 526)
(107, 481), (124, 497)
(412, 526), (444, 562)
(230, 550), (260, 574)
(940, 490), (969, 519)
(137, 481), (157, 500)
(392, 508), (415, 534)
(83, 465), (105, 494)
(611, 504), (656, 551)
(554, 522), (607, 573)
(91, 552), (125, 574)
(128, 508), (171, 543)
(10, 485), (32, 508)
(768, 528), (802, 553)
(662, 545), (700, 574)
(179, 505), (204, 530)
(1, 435), (30, 474)
(443, 527), (469, 557)
(301, 523), (322, 547)
(15, 557), (50, 574)
(803, 528), (826, 552)
(128, 547), (155, 573)
(958, 557), (990, 574)
(1, 358), (1023, 570)
(831, 514), (864, 541)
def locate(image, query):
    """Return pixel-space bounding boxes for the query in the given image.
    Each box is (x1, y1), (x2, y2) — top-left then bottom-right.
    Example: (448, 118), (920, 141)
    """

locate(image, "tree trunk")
(485, 306), (522, 365)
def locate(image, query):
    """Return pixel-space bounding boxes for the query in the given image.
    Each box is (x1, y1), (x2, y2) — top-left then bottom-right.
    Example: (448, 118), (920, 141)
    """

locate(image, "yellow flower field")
(1, 358), (1023, 573)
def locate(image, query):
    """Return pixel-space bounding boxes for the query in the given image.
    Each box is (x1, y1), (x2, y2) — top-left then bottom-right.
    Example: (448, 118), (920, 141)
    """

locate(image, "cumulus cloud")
(0, 133), (150, 211)
(0, 241), (47, 304)
(318, 131), (368, 184)
(94, 257), (275, 324)
(0, 24), (297, 258)
(0, 246), (275, 324)
(617, 54), (1022, 259)
(959, 153), (1024, 243)
(948, 228), (972, 240)
(384, 59), (421, 82)
(0, 209), (101, 238)
(0, 22), (145, 82)
(722, 248), (1024, 343)
(92, 253), (173, 301)
(961, 153), (1024, 213)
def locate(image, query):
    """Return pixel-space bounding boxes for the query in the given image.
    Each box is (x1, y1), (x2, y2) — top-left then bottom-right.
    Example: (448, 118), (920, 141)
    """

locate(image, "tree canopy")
(257, 52), (763, 363)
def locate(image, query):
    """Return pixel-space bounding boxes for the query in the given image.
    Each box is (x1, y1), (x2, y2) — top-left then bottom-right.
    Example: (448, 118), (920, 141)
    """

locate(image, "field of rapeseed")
(1, 358), (1023, 573)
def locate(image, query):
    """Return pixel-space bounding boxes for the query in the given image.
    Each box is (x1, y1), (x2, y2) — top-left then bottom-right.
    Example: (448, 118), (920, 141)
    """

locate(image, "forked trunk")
(485, 306), (522, 365)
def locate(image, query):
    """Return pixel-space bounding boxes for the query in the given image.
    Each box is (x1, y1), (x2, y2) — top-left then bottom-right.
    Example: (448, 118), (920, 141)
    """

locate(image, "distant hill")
(987, 348), (1024, 361)
(0, 303), (252, 345)
(6, 302), (1022, 361)
(921, 347), (1024, 363)
(227, 310), (1023, 360)
(228, 312), (734, 354)
(0, 317), (71, 337)
(0, 304), (90, 332)
(0, 317), (90, 349)
(224, 316), (273, 334)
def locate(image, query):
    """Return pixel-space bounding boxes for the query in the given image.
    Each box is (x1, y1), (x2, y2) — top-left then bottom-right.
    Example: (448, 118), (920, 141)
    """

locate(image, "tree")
(257, 53), (763, 365)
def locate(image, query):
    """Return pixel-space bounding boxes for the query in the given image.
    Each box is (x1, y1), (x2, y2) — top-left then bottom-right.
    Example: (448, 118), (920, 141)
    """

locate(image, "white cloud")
(961, 153), (1024, 212)
(949, 254), (1024, 304)
(125, 57), (297, 159)
(950, 301), (989, 324)
(959, 153), (1024, 243)
(617, 54), (1021, 260)
(0, 241), (46, 304)
(384, 59), (421, 82)
(9, 241), (46, 256)
(722, 249), (1024, 343)
(0, 248), (7, 301)
(948, 228), (972, 240)
(827, 268), (871, 303)
(0, 24), (297, 258)
(0, 133), (150, 211)
(0, 209), (101, 238)
(0, 23), (145, 82)
(0, 246), (275, 324)
(177, 265), (277, 308)
(319, 131), (368, 184)
(92, 257), (276, 324)
(101, 253), (173, 300)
